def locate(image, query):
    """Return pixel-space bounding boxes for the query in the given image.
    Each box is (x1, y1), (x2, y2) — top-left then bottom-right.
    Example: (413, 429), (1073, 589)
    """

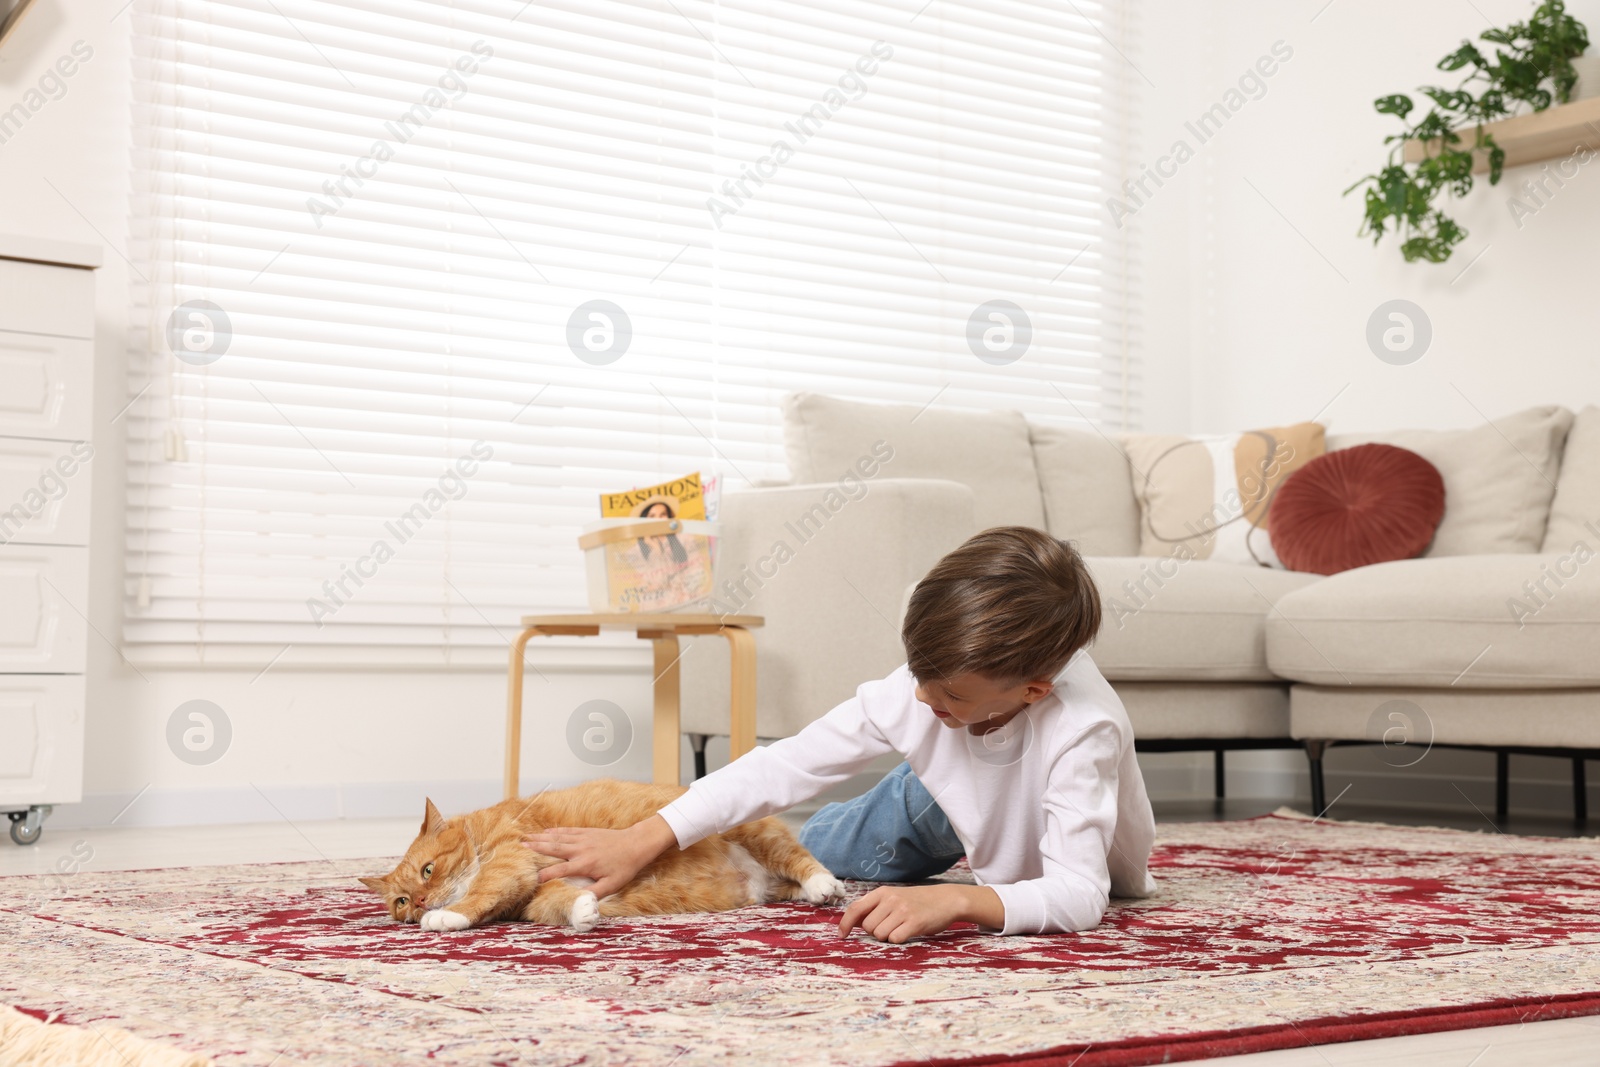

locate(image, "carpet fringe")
(0, 1006), (211, 1067)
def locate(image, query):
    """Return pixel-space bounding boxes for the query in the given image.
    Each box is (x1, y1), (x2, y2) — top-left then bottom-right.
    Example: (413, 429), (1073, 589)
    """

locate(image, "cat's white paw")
(568, 891), (600, 933)
(421, 909), (471, 932)
(799, 872), (845, 903)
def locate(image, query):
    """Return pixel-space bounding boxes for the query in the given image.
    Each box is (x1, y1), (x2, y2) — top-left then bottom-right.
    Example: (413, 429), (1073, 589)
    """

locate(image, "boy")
(527, 526), (1157, 940)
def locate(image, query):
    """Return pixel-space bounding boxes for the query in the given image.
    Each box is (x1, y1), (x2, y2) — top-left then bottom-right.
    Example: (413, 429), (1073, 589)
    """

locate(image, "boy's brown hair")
(902, 526), (1101, 685)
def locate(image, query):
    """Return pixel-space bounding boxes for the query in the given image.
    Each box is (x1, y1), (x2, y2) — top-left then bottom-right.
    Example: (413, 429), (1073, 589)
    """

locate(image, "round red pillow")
(1269, 444), (1445, 575)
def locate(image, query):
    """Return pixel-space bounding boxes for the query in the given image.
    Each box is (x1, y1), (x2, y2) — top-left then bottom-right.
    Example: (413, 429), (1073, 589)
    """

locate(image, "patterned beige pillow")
(1121, 422), (1327, 566)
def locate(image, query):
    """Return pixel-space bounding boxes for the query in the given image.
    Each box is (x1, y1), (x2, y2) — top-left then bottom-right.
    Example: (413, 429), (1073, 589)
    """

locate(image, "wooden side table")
(504, 613), (764, 798)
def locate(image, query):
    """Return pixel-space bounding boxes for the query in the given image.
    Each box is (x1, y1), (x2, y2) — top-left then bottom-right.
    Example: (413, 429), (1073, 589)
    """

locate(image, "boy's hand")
(523, 814), (677, 900)
(838, 884), (1003, 943)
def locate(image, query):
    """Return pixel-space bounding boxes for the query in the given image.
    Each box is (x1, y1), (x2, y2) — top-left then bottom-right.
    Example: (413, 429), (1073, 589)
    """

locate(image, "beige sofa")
(681, 395), (1600, 818)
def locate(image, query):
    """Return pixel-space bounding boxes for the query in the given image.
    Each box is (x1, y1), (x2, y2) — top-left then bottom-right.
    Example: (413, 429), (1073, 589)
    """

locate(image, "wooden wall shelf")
(1404, 94), (1600, 174)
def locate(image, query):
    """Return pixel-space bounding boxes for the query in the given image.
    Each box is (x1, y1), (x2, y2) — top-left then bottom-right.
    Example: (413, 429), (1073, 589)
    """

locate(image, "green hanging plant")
(1345, 0), (1589, 263)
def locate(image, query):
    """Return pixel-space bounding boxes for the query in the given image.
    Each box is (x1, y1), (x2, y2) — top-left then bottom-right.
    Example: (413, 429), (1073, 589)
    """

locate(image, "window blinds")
(125, 0), (1138, 665)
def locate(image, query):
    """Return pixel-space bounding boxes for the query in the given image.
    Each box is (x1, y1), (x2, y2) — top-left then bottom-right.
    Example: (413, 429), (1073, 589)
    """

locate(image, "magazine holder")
(578, 517), (719, 614)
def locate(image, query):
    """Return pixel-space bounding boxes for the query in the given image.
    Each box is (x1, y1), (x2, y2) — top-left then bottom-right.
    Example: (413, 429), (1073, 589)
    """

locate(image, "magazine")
(597, 472), (716, 613)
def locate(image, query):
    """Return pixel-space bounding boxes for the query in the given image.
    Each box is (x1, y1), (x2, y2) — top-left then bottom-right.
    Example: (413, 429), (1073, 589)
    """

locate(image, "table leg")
(650, 636), (683, 786)
(722, 626), (758, 762)
(504, 627), (539, 800)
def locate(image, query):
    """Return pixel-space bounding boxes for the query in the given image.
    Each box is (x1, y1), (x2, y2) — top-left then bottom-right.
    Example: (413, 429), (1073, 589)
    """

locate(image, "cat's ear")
(358, 876), (388, 896)
(422, 798), (446, 836)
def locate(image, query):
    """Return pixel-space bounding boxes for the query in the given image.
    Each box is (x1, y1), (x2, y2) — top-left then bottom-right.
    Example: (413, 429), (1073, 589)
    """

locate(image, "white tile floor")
(2, 816), (1594, 1066)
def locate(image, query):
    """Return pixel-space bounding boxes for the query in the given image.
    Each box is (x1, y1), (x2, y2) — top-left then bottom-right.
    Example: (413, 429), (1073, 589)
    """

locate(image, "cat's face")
(360, 799), (478, 923)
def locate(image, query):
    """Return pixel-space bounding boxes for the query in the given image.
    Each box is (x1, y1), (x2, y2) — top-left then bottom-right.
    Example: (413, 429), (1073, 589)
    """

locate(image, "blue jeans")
(798, 763), (965, 881)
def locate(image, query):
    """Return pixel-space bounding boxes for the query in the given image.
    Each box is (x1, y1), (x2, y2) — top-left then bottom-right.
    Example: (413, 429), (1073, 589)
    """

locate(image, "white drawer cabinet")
(0, 332), (95, 440)
(0, 544), (90, 671)
(0, 235), (100, 847)
(0, 676), (85, 809)
(0, 259), (95, 339)
(0, 438), (94, 546)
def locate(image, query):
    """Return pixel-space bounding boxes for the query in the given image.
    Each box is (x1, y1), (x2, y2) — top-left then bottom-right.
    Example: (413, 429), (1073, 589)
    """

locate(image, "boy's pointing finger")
(838, 887), (879, 937)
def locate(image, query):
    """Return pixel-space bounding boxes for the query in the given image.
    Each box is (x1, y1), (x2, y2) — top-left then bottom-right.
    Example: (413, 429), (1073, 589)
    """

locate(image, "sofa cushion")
(782, 393), (1046, 529)
(1291, 686), (1600, 748)
(1269, 444), (1446, 575)
(1544, 405), (1600, 552)
(1328, 405), (1573, 556)
(1088, 557), (1321, 682)
(1266, 554), (1600, 689)
(1120, 422), (1326, 566)
(1116, 682), (1290, 740)
(1031, 425), (1140, 555)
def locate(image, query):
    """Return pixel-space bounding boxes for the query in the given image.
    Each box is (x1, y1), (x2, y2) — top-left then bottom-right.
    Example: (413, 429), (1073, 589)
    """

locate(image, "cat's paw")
(568, 891), (600, 933)
(799, 871), (845, 903)
(420, 909), (471, 932)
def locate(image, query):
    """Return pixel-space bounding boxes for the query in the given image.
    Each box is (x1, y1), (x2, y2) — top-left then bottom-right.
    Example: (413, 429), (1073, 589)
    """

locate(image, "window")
(126, 0), (1138, 665)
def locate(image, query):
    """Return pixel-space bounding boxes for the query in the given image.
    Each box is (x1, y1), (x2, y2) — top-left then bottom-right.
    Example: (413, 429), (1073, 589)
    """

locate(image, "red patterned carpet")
(4, 810), (1600, 1066)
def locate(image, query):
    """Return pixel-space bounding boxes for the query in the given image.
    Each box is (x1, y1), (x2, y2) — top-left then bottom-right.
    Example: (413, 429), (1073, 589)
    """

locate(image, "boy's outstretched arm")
(524, 671), (901, 896)
(525, 814), (678, 899)
(655, 675), (898, 849)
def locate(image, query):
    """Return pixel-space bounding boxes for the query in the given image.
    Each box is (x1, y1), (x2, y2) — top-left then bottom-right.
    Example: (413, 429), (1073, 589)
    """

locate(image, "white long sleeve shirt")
(657, 649), (1158, 935)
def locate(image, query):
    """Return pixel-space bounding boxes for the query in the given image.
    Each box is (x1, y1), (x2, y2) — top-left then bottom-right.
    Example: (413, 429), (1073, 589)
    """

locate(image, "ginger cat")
(359, 779), (843, 933)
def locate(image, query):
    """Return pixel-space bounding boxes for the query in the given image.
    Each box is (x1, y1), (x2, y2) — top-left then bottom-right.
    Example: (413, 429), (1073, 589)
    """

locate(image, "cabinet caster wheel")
(9, 806), (51, 846)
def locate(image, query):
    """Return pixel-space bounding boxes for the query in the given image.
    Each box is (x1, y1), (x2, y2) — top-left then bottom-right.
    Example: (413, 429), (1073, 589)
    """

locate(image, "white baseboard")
(46, 779), (512, 831)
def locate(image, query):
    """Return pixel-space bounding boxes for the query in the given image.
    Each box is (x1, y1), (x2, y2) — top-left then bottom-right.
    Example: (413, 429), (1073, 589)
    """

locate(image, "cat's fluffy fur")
(359, 779), (843, 932)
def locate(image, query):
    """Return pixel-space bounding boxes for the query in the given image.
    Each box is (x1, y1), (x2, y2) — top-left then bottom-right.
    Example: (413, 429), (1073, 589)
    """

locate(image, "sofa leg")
(1495, 751), (1509, 821)
(1213, 749), (1226, 802)
(1304, 741), (1327, 817)
(1576, 758), (1589, 825)
(688, 733), (709, 781)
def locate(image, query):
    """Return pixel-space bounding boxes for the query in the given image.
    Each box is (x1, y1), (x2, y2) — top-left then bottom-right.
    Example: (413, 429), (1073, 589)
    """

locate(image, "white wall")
(1137, 0), (1600, 435)
(1125, 0), (1210, 436)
